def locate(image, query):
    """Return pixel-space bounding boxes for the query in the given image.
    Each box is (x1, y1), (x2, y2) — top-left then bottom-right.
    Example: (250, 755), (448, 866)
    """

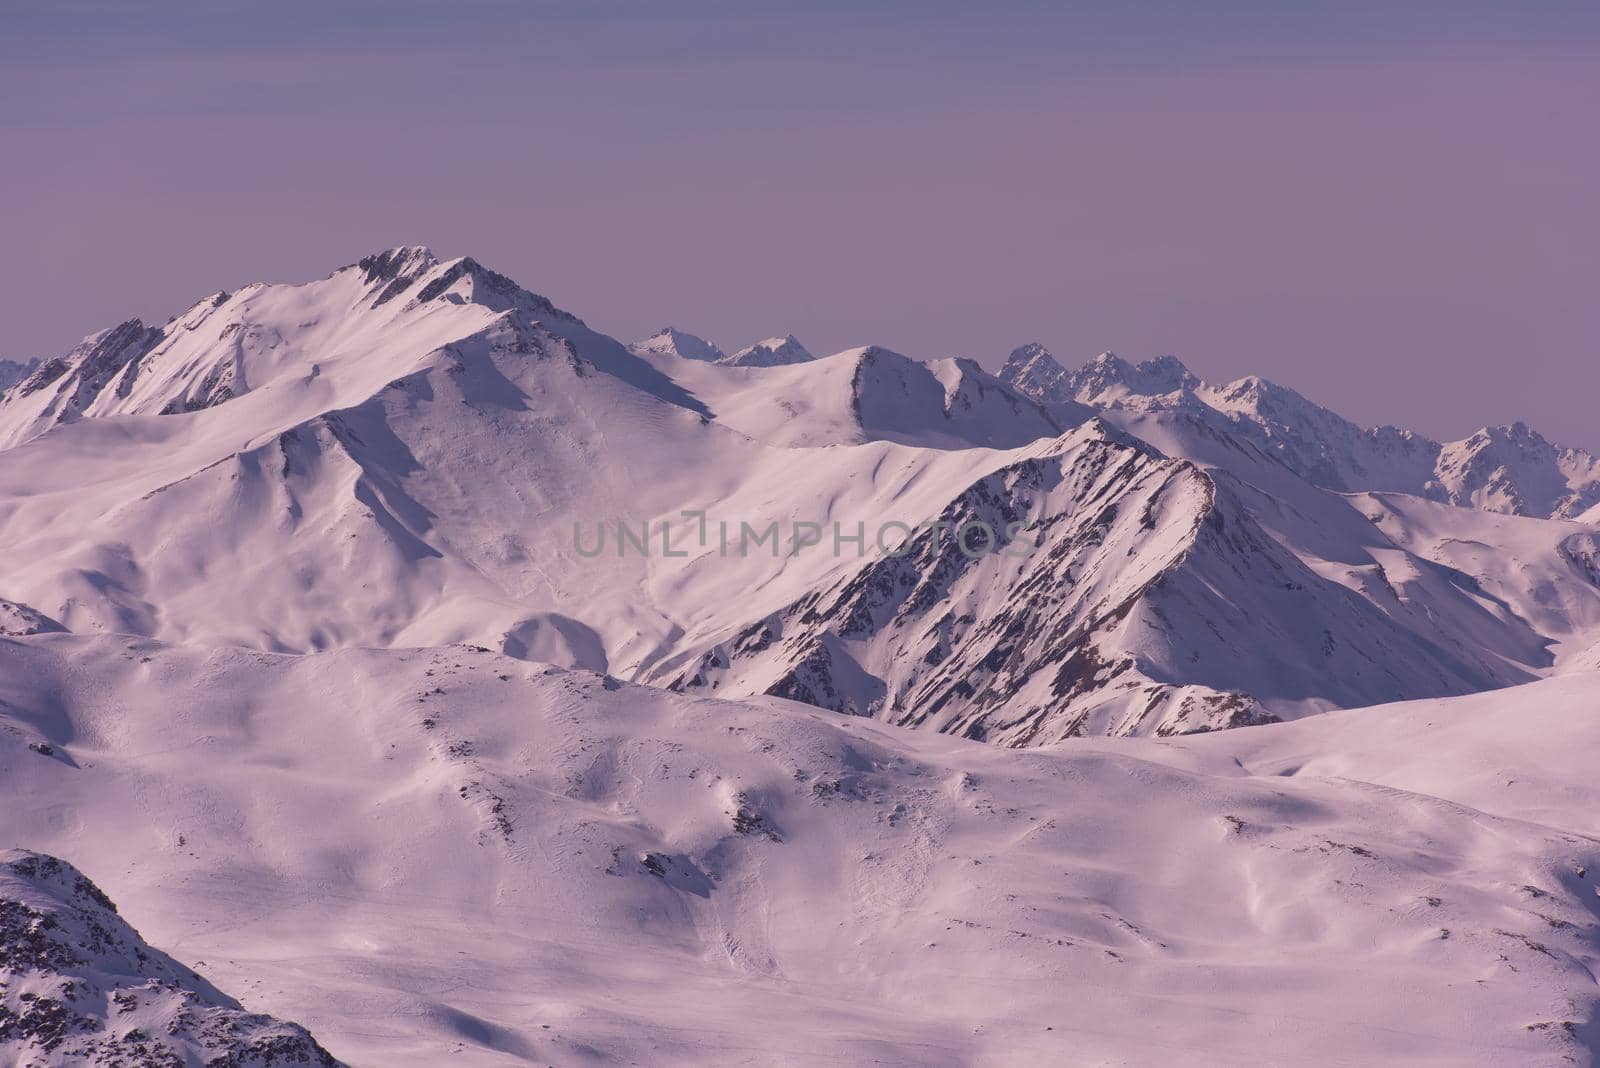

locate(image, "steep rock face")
(655, 424), (1509, 742)
(997, 342), (1069, 401)
(0, 850), (339, 1066)
(1, 321), (167, 446)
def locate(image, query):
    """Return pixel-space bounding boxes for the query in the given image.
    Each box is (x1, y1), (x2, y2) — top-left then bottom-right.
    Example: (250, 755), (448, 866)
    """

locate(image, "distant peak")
(1067, 351), (1198, 401)
(1462, 421), (1551, 450)
(631, 326), (725, 363)
(724, 334), (813, 367)
(1002, 342), (1058, 371)
(750, 334), (805, 352)
(1143, 354), (1193, 378)
(998, 342), (1072, 404)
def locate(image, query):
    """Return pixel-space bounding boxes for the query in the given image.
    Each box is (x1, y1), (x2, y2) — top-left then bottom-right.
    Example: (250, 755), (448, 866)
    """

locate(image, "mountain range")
(1002, 345), (1600, 519)
(5, 247), (1600, 1064)
(3, 247), (1596, 741)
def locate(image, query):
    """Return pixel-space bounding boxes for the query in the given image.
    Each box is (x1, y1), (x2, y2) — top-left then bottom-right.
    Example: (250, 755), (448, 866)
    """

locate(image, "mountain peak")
(724, 334), (813, 367)
(998, 342), (1072, 404)
(1067, 351), (1199, 404)
(630, 326), (726, 363)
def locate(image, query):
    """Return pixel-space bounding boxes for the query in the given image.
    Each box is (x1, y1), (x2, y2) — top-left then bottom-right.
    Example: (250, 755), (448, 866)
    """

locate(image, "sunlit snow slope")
(3, 635), (1599, 1066)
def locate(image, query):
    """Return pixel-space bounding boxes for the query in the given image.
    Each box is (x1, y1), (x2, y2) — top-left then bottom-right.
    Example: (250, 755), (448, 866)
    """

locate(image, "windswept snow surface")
(5, 636), (1600, 1066)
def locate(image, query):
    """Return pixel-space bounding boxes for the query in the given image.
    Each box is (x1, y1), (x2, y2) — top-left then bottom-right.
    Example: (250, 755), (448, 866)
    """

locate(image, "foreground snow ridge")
(4, 247), (1600, 1064)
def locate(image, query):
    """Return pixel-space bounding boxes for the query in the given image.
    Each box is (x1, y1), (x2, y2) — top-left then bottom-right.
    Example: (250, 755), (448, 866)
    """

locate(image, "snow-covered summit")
(629, 326), (726, 362)
(997, 342), (1069, 400)
(725, 334), (813, 367)
(0, 246), (672, 449)
(1432, 421), (1600, 518)
(1065, 351), (1202, 405)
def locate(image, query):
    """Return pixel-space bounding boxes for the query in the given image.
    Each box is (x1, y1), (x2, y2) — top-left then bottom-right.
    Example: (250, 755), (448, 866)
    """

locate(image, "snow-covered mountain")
(628, 326), (726, 363)
(0, 849), (339, 1066)
(1433, 421), (1600, 518)
(631, 329), (813, 368)
(0, 248), (1593, 751)
(724, 333), (813, 366)
(6, 245), (1600, 1063)
(999, 345), (1600, 519)
(654, 419), (1535, 741)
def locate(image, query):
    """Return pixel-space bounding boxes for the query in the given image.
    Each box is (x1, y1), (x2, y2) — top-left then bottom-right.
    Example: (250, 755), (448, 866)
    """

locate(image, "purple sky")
(4, 2), (1598, 448)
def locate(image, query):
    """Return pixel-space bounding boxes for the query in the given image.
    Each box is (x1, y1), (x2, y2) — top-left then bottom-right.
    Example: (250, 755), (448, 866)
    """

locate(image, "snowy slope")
(3, 634), (1599, 1066)
(0, 849), (339, 1066)
(1355, 491), (1600, 669)
(635, 342), (1069, 449)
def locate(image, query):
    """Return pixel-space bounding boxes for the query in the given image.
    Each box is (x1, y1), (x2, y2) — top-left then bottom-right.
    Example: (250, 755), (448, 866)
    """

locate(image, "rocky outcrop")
(0, 850), (341, 1066)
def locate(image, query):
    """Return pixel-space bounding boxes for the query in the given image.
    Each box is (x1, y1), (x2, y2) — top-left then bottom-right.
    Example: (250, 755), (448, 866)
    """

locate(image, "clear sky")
(4, 1), (1597, 447)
